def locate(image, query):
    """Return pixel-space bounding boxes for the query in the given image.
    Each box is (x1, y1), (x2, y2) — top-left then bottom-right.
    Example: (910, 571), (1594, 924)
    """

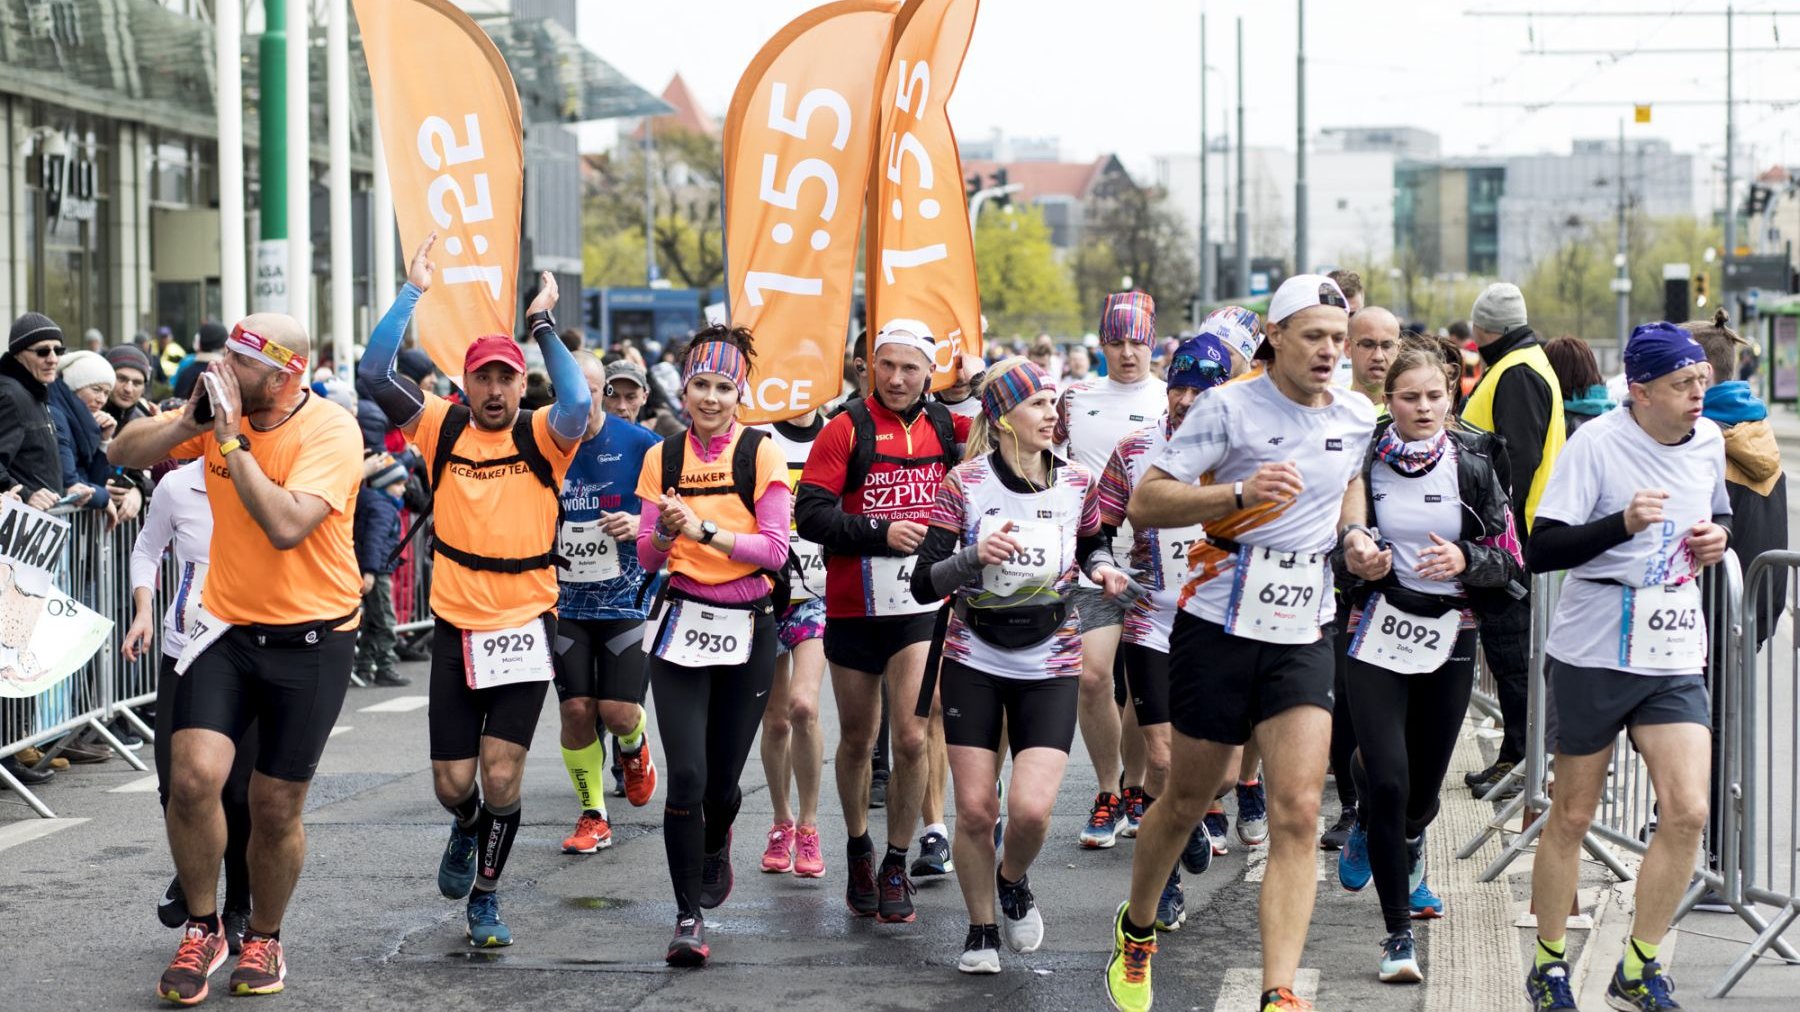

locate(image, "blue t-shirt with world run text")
(557, 415), (663, 621)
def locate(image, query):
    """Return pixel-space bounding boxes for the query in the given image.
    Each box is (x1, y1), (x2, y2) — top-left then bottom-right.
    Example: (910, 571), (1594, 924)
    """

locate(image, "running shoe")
(222, 905), (250, 956)
(869, 769), (889, 809)
(1081, 791), (1124, 849)
(438, 823), (479, 899)
(562, 810), (613, 854)
(1154, 869), (1185, 931)
(876, 860), (916, 923)
(621, 739), (657, 807)
(912, 830), (953, 877)
(762, 820), (796, 874)
(1320, 809), (1356, 851)
(157, 922), (227, 1006)
(1526, 960), (1579, 1010)
(1409, 878), (1445, 919)
(1469, 760), (1518, 800)
(228, 934), (287, 994)
(157, 874), (189, 928)
(997, 870), (1044, 952)
(958, 923), (1002, 974)
(846, 849), (879, 916)
(699, 830), (734, 909)
(794, 824), (825, 879)
(1181, 819), (1213, 875)
(1261, 985), (1314, 1010)
(465, 890), (512, 947)
(1379, 928), (1422, 984)
(665, 914), (708, 967)
(1105, 902), (1156, 1012)
(1464, 760), (1505, 788)
(1236, 782), (1269, 846)
(1338, 820), (1372, 891)
(1406, 832), (1427, 894)
(1606, 957), (1682, 1010)
(608, 735), (626, 798)
(1204, 807), (1231, 856)
(1119, 786), (1147, 839)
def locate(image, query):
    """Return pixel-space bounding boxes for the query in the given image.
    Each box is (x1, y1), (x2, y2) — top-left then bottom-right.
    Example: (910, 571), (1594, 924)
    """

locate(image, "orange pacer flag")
(353, 0), (524, 385)
(866, 0), (982, 391)
(724, 1), (901, 424)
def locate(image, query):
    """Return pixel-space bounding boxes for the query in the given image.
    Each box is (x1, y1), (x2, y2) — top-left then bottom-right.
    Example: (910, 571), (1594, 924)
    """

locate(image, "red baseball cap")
(463, 335), (525, 376)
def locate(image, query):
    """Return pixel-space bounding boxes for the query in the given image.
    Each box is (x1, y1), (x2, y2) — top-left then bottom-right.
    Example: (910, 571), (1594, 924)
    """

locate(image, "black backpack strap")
(510, 408), (557, 491)
(731, 426), (768, 515)
(923, 400), (960, 470)
(382, 404), (470, 571)
(659, 431), (686, 500)
(841, 399), (876, 496)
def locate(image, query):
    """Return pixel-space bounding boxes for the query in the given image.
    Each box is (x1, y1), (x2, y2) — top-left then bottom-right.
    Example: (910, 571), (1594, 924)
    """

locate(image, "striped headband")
(980, 359), (1054, 423)
(682, 340), (748, 395)
(1099, 291), (1157, 345)
(227, 323), (308, 375)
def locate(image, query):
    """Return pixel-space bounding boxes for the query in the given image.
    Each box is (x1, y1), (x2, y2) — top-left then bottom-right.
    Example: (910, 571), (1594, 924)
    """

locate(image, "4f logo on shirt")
(1325, 439), (1343, 451)
(1267, 437), (1285, 446)
(1087, 410), (1101, 417)
(984, 506), (1003, 515)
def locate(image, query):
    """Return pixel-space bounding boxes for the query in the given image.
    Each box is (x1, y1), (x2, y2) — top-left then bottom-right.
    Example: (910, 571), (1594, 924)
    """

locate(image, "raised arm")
(357, 235), (433, 437)
(524, 272), (589, 452)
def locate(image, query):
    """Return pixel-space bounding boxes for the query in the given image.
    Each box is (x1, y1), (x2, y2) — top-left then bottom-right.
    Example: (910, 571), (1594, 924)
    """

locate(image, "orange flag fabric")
(724, 1), (901, 424)
(353, 0), (524, 384)
(867, 0), (982, 391)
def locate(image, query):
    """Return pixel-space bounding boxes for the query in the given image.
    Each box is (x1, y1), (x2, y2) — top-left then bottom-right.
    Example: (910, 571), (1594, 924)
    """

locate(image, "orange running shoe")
(157, 922), (228, 1005)
(229, 934), (287, 996)
(622, 740), (657, 807)
(562, 810), (613, 854)
(1260, 986), (1314, 1011)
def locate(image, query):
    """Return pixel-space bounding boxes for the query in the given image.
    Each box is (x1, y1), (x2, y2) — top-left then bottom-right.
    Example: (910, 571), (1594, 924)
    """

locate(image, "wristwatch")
(219, 435), (251, 456)
(699, 520), (719, 545)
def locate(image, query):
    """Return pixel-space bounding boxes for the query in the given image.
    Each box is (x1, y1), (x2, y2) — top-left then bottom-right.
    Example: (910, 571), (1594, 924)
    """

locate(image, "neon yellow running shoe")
(1106, 901), (1156, 1011)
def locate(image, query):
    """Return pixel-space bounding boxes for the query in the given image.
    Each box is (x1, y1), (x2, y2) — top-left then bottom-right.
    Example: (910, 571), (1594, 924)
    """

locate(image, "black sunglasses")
(1317, 283), (1348, 310)
(28, 344), (66, 358)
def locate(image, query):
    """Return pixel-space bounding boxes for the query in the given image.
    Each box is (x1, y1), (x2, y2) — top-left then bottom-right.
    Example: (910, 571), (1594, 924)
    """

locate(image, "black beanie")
(9, 312), (62, 355)
(197, 321), (229, 352)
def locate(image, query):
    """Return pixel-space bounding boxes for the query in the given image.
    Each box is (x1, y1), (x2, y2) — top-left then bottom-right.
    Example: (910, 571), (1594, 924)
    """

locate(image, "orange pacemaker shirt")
(412, 394), (577, 631)
(170, 396), (363, 628)
(635, 426), (786, 587)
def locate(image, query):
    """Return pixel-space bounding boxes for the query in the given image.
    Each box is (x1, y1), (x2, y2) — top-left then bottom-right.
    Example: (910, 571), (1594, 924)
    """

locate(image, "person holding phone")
(908, 357), (1131, 974)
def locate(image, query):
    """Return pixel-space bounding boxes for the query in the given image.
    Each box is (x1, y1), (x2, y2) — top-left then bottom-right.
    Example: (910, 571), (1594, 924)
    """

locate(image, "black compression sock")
(882, 844), (909, 868)
(702, 788), (743, 854)
(190, 912), (222, 935)
(475, 799), (521, 888)
(444, 788), (482, 832)
(847, 832), (874, 857)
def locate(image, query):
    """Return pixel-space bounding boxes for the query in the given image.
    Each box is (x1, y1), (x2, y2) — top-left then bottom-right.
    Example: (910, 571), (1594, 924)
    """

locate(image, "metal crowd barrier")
(0, 510), (154, 818)
(392, 511), (432, 636)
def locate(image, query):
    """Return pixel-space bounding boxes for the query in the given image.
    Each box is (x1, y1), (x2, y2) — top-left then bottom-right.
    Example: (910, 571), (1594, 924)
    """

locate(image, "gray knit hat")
(1471, 283), (1528, 334)
(9, 312), (62, 355)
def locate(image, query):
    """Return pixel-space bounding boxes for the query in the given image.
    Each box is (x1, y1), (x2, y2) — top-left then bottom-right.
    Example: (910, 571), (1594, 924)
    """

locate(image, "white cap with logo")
(1267, 274), (1349, 325)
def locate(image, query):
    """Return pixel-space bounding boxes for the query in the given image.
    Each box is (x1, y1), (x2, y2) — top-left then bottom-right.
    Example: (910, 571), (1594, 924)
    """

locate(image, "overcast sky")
(580, 0), (1800, 182)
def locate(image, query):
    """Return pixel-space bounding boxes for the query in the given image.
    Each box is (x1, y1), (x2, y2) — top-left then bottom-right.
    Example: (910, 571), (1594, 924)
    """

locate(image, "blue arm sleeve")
(535, 324), (591, 441)
(358, 283), (426, 427)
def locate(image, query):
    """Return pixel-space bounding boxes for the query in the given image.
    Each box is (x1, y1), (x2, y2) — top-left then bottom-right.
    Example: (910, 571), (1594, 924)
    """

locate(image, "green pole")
(260, 0), (286, 241)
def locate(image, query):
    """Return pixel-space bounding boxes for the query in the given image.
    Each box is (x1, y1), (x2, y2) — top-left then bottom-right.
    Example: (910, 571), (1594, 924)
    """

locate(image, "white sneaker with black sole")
(997, 870), (1044, 953)
(957, 924), (1001, 974)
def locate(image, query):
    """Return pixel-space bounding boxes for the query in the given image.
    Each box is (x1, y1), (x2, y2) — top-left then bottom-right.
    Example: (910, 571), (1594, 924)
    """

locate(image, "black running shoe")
(699, 830), (734, 910)
(158, 874), (189, 928)
(846, 849), (879, 916)
(1321, 808), (1357, 850)
(876, 860), (916, 923)
(665, 914), (709, 967)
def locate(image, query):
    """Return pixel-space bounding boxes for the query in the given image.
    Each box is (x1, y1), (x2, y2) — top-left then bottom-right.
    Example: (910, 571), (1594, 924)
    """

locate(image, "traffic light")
(990, 167), (1011, 208)
(966, 172), (982, 202)
(1695, 272), (1710, 308)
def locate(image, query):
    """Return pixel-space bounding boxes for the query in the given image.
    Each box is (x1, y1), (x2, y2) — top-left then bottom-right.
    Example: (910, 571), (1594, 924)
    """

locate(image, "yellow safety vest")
(1461, 342), (1565, 532)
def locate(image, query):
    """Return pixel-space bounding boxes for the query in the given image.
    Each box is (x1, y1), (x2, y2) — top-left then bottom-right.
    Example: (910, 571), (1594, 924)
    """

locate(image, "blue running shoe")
(1605, 957), (1682, 1010)
(1338, 821), (1372, 892)
(1203, 809), (1231, 856)
(1180, 819), (1213, 875)
(465, 890), (512, 947)
(1379, 928), (1422, 983)
(438, 824), (479, 899)
(1405, 832), (1426, 894)
(1409, 878), (1444, 919)
(1154, 869), (1185, 931)
(1526, 961), (1578, 1010)
(1235, 782), (1268, 846)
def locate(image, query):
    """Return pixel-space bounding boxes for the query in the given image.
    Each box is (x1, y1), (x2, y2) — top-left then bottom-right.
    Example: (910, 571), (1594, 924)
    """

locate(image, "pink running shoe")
(761, 820), (795, 873)
(793, 824), (825, 879)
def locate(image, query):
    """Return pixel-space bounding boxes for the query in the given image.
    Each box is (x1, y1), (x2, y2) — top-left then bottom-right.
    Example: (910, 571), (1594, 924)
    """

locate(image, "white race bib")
(558, 521), (622, 584)
(1224, 547), (1326, 645)
(649, 599), (755, 668)
(863, 555), (937, 616)
(174, 602), (230, 675)
(1620, 581), (1706, 670)
(789, 534), (826, 600)
(462, 618), (554, 690)
(1347, 592), (1461, 675)
(976, 516), (1063, 598)
(1158, 524), (1207, 586)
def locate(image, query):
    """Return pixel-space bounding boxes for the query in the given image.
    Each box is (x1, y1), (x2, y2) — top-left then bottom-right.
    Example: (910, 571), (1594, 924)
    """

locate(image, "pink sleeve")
(729, 481), (793, 571)
(636, 499), (671, 571)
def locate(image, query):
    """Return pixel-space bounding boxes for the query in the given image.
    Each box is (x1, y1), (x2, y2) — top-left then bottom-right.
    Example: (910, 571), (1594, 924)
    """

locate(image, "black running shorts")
(1548, 659), (1710, 756)
(1167, 611), (1335, 745)
(428, 615), (554, 761)
(172, 614), (358, 782)
(939, 660), (1079, 755)
(1120, 642), (1172, 727)
(552, 617), (648, 705)
(824, 612), (936, 675)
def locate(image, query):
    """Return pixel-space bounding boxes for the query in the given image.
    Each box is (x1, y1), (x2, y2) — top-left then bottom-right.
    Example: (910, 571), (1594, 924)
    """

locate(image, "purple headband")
(683, 340), (748, 395)
(980, 359), (1055, 423)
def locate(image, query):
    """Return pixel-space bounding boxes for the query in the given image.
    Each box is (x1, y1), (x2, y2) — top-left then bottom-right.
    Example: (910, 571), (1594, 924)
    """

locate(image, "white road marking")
(329, 725), (353, 738)
(109, 775), (162, 793)
(1213, 966), (1319, 1012)
(0, 818), (88, 855)
(358, 695), (429, 713)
